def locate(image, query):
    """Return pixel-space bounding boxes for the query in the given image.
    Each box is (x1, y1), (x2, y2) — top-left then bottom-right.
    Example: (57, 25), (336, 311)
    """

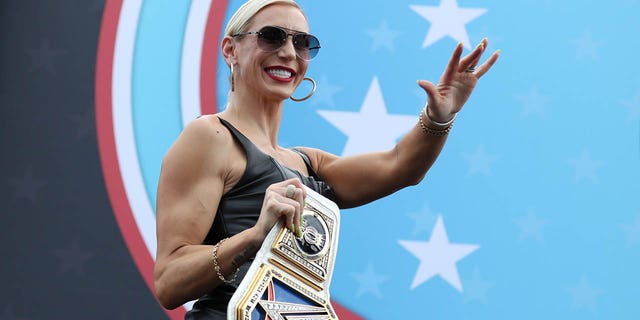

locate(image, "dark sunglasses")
(232, 25), (321, 61)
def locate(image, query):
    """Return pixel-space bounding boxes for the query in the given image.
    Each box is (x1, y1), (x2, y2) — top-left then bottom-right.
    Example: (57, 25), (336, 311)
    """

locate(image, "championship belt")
(227, 186), (341, 320)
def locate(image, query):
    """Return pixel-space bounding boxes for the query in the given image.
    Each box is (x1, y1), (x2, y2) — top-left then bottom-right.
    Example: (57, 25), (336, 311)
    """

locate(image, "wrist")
(423, 106), (456, 129)
(418, 106), (455, 137)
(247, 225), (268, 247)
(211, 238), (240, 284)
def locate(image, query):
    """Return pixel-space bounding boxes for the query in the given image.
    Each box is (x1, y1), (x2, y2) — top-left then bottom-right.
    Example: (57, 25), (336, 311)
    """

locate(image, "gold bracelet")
(418, 109), (453, 136)
(212, 238), (240, 285)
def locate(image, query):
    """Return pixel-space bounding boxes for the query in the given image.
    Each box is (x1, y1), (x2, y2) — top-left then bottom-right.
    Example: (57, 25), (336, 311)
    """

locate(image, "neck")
(222, 90), (286, 150)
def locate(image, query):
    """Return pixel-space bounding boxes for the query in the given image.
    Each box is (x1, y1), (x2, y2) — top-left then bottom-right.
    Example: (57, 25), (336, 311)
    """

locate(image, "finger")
(280, 201), (296, 234)
(458, 44), (483, 72)
(284, 184), (296, 199)
(280, 179), (306, 236)
(267, 178), (307, 235)
(281, 178), (307, 198)
(292, 188), (305, 236)
(417, 80), (438, 102)
(466, 39), (488, 70)
(458, 39), (486, 73)
(287, 178), (307, 232)
(265, 184), (296, 232)
(284, 185), (304, 236)
(278, 194), (303, 236)
(260, 194), (295, 235)
(474, 49), (500, 79)
(442, 42), (464, 80)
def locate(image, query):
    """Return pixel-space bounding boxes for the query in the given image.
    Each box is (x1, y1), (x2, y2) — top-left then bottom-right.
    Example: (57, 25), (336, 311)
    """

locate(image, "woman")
(153, 0), (499, 318)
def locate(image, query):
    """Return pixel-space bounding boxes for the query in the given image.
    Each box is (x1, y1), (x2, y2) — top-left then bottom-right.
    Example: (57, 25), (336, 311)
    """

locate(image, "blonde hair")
(224, 0), (303, 37)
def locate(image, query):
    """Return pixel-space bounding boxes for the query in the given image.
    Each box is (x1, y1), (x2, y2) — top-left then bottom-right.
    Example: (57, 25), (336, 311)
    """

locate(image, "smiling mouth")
(265, 67), (294, 79)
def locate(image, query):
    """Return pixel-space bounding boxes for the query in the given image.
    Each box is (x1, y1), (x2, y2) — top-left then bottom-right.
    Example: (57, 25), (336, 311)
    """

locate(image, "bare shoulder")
(161, 115), (235, 181)
(177, 115), (231, 148)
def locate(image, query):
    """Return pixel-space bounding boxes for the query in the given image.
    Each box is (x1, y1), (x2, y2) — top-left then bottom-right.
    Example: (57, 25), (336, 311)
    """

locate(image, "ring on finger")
(464, 66), (477, 73)
(285, 184), (296, 199)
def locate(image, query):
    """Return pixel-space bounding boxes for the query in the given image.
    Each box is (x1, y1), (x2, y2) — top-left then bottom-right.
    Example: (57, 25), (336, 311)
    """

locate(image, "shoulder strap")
(291, 148), (319, 179)
(217, 117), (255, 150)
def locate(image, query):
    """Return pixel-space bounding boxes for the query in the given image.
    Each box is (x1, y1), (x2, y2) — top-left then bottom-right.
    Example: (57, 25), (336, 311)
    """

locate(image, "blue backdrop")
(2, 0), (639, 319)
(218, 0), (640, 318)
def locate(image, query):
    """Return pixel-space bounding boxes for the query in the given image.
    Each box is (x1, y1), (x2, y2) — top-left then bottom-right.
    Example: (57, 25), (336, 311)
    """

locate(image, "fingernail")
(290, 224), (295, 233)
(297, 227), (303, 238)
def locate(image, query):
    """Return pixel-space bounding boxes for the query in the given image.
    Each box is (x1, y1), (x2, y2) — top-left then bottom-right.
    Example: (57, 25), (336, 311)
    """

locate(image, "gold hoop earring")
(230, 64), (235, 92)
(290, 77), (316, 102)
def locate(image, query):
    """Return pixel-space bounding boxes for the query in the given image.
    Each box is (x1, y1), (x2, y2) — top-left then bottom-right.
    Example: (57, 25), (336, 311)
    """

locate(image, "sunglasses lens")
(257, 26), (287, 51)
(292, 34), (320, 60)
(255, 26), (320, 60)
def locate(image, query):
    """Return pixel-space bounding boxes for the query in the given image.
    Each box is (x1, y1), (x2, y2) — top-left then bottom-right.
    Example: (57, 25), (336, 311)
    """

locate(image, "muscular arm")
(153, 118), (263, 309)
(300, 121), (446, 208)
(301, 41), (499, 209)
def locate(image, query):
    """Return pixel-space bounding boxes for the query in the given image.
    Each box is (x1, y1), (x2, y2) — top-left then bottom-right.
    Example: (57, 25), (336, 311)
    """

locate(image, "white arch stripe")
(113, 0), (158, 259)
(181, 0), (212, 128)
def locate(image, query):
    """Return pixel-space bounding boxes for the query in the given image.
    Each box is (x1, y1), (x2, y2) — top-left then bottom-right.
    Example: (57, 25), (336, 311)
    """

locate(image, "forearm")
(154, 227), (263, 309)
(314, 114), (450, 208)
(393, 119), (449, 185)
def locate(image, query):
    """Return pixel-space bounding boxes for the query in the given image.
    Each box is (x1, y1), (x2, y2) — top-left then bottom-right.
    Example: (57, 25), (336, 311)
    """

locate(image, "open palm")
(418, 38), (500, 123)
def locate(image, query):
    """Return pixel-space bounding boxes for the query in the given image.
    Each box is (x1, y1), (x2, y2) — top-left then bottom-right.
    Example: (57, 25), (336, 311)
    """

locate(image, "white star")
(567, 275), (603, 312)
(462, 269), (494, 304)
(88, 0), (105, 13)
(1, 305), (28, 320)
(513, 208), (548, 243)
(68, 109), (95, 140)
(410, 0), (487, 49)
(310, 74), (343, 108)
(406, 201), (438, 236)
(259, 301), (327, 318)
(399, 215), (479, 291)
(516, 86), (551, 118)
(351, 263), (390, 299)
(27, 39), (67, 74)
(620, 90), (640, 122)
(52, 240), (94, 275)
(568, 149), (603, 183)
(11, 166), (48, 203)
(570, 29), (602, 60)
(366, 20), (401, 53)
(317, 77), (415, 156)
(620, 213), (640, 247)
(463, 144), (500, 176)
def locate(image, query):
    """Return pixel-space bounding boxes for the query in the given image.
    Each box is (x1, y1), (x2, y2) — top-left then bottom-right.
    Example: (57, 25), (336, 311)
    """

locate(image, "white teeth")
(267, 69), (292, 78)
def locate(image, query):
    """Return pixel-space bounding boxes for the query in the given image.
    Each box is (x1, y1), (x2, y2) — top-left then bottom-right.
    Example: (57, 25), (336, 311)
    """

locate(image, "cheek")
(298, 62), (309, 77)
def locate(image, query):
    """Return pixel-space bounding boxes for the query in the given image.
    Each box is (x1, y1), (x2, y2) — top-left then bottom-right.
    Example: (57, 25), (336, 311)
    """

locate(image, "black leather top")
(185, 117), (335, 319)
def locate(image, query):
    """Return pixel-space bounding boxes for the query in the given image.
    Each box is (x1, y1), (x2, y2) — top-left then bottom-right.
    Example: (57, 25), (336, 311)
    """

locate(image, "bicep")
(299, 147), (400, 208)
(155, 121), (226, 263)
(156, 162), (222, 256)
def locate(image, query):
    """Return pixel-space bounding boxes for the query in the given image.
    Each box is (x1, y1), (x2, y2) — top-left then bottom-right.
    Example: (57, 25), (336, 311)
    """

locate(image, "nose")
(277, 36), (297, 60)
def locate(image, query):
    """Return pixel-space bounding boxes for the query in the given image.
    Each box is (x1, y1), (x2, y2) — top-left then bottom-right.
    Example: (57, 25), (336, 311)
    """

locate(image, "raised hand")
(417, 38), (500, 123)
